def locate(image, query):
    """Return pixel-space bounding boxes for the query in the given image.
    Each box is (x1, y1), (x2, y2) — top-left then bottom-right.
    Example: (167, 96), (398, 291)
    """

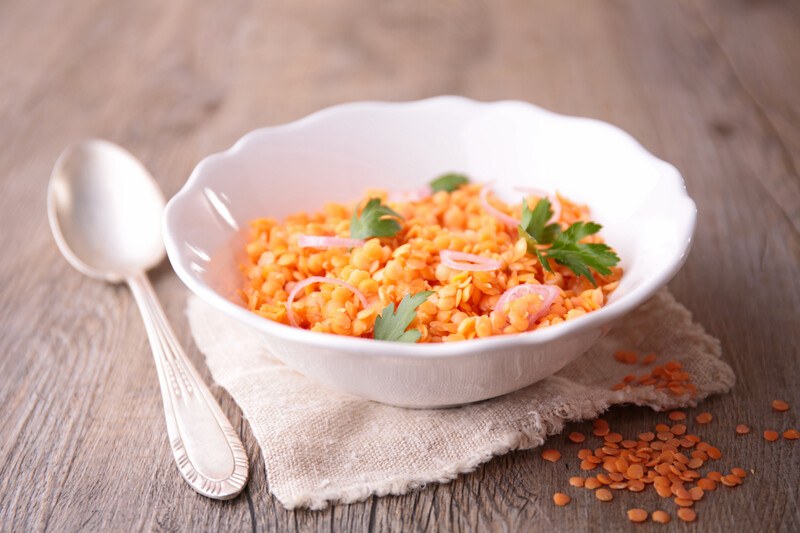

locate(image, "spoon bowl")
(48, 139), (165, 282)
(47, 139), (249, 500)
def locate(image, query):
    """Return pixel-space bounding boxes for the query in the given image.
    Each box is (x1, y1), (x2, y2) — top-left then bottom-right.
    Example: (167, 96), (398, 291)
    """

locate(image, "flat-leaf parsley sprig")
(374, 291), (434, 342)
(350, 198), (403, 239)
(518, 197), (619, 286)
(429, 173), (470, 193)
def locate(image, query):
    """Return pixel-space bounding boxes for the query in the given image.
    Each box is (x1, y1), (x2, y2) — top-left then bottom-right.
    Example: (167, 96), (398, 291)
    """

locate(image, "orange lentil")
(674, 497), (693, 507)
(721, 475), (740, 487)
(688, 487), (704, 501)
(627, 464), (644, 479)
(687, 458), (703, 469)
(783, 429), (800, 440)
(610, 481), (628, 490)
(639, 432), (655, 442)
(655, 423), (670, 433)
(695, 412), (713, 424)
(605, 432), (623, 443)
(569, 476), (585, 487)
(706, 446), (722, 460)
(763, 430), (780, 442)
(652, 510), (671, 524)
(553, 492), (571, 506)
(677, 508), (697, 522)
(584, 477), (602, 490)
(614, 350), (638, 364)
(596, 473), (612, 485)
(731, 467), (747, 478)
(568, 431), (586, 444)
(671, 424), (687, 436)
(655, 484), (673, 498)
(541, 449), (561, 462)
(707, 471), (722, 482)
(697, 478), (716, 491)
(735, 424), (750, 435)
(627, 480), (645, 492)
(595, 488), (613, 502)
(577, 448), (592, 460)
(580, 460), (597, 471)
(242, 187), (621, 341)
(642, 353), (657, 365)
(771, 400), (790, 412)
(668, 411), (686, 421)
(627, 508), (648, 523)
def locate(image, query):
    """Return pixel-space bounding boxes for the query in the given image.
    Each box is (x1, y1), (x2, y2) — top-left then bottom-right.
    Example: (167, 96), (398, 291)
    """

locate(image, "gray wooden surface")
(1, 0), (799, 531)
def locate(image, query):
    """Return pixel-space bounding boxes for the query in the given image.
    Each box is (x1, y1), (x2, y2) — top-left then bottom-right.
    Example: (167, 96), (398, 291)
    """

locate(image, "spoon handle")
(127, 272), (249, 500)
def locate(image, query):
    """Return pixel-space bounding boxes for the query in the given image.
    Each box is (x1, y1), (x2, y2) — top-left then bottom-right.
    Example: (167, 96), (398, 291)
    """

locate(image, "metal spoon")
(47, 139), (249, 500)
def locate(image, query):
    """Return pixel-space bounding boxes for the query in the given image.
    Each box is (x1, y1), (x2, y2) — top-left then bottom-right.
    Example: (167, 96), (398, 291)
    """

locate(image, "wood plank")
(0, 0), (798, 531)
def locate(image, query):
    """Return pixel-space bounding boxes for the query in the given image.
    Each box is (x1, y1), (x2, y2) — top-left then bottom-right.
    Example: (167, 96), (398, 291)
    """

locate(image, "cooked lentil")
(240, 184), (622, 342)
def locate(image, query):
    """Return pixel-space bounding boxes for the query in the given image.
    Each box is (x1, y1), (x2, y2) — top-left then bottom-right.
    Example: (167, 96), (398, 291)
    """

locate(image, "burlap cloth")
(187, 289), (734, 510)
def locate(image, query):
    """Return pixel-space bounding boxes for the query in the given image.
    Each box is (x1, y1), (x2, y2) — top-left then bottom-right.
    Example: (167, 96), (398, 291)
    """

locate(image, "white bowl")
(163, 97), (696, 408)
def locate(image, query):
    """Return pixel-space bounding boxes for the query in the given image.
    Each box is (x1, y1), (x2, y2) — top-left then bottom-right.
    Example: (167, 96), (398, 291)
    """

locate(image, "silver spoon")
(47, 139), (249, 500)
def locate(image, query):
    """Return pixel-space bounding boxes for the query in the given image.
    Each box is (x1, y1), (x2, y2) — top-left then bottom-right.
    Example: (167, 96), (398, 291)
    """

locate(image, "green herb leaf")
(520, 198), (560, 244)
(519, 199), (620, 286)
(429, 173), (470, 193)
(518, 225), (552, 273)
(350, 198), (403, 239)
(374, 290), (434, 342)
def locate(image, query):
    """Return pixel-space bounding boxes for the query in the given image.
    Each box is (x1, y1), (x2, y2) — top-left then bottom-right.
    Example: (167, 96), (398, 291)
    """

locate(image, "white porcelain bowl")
(163, 97), (696, 408)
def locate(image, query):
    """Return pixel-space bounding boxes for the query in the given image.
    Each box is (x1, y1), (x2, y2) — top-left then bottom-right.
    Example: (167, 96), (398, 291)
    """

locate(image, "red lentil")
(553, 492), (571, 506)
(771, 400), (790, 412)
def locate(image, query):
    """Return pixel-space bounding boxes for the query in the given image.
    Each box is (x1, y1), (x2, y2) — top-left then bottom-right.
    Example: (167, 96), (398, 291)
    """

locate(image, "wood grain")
(1, 0), (798, 531)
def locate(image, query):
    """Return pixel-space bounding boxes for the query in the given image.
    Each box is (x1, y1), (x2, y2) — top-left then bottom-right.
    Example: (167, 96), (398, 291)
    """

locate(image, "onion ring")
(440, 250), (503, 272)
(286, 276), (368, 327)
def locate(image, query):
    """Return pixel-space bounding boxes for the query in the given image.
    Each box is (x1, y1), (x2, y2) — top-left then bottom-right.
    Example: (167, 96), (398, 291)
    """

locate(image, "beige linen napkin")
(187, 290), (734, 510)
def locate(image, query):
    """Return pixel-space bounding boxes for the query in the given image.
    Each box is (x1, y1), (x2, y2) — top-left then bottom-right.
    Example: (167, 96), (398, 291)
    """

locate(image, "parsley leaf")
(374, 290), (434, 342)
(350, 198), (403, 239)
(519, 199), (620, 286)
(429, 173), (470, 193)
(520, 197), (561, 244)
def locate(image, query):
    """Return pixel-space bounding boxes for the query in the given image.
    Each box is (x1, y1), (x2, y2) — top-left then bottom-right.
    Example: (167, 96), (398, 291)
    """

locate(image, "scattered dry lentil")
(614, 350), (638, 364)
(772, 400), (790, 412)
(677, 508), (697, 522)
(595, 488), (613, 502)
(568, 476), (585, 488)
(585, 477), (602, 490)
(541, 449), (562, 462)
(763, 430), (779, 442)
(641, 353), (657, 365)
(553, 492), (571, 506)
(783, 429), (799, 440)
(695, 412), (713, 424)
(668, 411), (687, 421)
(568, 431), (586, 444)
(735, 424), (750, 435)
(652, 510), (671, 524)
(627, 508), (648, 523)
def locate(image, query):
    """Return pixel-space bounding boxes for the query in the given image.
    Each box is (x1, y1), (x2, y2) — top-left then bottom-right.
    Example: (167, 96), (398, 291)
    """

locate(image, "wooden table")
(2, 0), (798, 530)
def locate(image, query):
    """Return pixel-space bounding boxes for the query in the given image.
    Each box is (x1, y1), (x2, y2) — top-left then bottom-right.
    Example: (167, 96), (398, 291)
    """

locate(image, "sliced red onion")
(493, 283), (561, 328)
(439, 250), (503, 272)
(387, 185), (433, 203)
(479, 185), (519, 229)
(513, 185), (562, 224)
(297, 235), (366, 249)
(286, 276), (368, 328)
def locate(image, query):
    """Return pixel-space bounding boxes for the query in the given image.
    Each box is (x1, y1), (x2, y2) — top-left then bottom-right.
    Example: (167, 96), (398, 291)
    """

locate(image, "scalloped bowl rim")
(163, 96), (696, 359)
